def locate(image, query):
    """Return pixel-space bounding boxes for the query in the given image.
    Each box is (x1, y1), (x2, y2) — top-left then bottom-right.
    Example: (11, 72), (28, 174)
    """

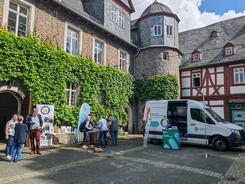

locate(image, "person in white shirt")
(5, 114), (18, 160)
(97, 117), (108, 147)
(26, 108), (43, 155)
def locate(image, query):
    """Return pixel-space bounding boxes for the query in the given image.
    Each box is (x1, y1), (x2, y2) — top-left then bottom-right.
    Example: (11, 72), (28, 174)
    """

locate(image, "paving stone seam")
(217, 154), (245, 184)
(114, 156), (224, 179)
(0, 157), (104, 184)
(0, 146), (145, 183)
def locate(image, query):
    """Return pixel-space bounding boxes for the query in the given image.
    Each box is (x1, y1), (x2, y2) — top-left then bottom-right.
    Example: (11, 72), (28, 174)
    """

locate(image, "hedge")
(133, 74), (179, 102)
(0, 29), (134, 127)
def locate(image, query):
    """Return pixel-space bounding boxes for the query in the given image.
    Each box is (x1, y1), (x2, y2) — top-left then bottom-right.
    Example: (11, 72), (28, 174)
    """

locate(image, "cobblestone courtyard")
(0, 137), (245, 184)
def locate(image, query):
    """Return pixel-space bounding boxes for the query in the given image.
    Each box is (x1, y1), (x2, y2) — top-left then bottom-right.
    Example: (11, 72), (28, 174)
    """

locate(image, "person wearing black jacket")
(12, 116), (28, 162)
(26, 108), (43, 155)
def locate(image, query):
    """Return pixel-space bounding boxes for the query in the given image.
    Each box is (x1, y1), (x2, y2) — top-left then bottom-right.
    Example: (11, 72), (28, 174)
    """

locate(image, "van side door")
(188, 108), (208, 145)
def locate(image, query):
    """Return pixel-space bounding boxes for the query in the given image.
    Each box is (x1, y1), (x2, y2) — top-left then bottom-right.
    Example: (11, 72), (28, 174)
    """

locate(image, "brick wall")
(82, 31), (93, 59)
(34, 2), (65, 49)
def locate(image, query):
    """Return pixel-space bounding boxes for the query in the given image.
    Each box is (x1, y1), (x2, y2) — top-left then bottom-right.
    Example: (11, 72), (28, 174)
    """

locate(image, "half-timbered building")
(180, 16), (245, 128)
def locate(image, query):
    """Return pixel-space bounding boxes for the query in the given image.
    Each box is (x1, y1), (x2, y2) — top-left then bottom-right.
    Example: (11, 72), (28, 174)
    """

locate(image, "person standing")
(5, 114), (18, 160)
(12, 116), (28, 162)
(82, 114), (93, 149)
(97, 117), (108, 148)
(26, 108), (43, 155)
(109, 115), (118, 145)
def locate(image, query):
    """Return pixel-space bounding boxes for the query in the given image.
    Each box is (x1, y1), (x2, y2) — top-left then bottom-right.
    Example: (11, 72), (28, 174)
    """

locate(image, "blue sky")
(199, 0), (245, 14)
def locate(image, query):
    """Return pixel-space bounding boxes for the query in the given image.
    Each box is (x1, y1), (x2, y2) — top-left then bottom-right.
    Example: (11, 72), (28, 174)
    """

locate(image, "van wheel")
(211, 136), (227, 151)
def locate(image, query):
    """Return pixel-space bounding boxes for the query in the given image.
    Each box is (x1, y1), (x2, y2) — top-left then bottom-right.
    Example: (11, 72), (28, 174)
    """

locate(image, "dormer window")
(211, 30), (219, 39)
(224, 43), (235, 56)
(192, 50), (201, 62)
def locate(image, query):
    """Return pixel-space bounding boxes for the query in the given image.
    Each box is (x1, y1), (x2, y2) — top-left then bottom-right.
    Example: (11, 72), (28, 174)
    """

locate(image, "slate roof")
(180, 16), (245, 69)
(141, 1), (173, 17)
(51, 0), (136, 47)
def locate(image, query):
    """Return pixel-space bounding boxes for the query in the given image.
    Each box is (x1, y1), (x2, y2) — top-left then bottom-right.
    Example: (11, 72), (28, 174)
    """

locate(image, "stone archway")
(0, 85), (26, 140)
(126, 104), (133, 134)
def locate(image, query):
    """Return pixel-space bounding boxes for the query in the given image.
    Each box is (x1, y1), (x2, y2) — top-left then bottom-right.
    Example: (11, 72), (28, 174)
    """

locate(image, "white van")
(143, 100), (245, 151)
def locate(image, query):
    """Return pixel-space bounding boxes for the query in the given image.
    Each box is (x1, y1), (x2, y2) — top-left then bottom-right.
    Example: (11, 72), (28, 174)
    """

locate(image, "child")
(12, 116), (28, 162)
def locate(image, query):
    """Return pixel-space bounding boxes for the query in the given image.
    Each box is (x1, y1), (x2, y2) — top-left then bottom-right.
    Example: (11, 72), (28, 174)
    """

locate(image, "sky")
(131, 0), (245, 32)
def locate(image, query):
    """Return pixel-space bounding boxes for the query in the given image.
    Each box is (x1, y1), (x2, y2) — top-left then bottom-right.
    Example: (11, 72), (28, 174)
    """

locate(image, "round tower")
(134, 1), (181, 80)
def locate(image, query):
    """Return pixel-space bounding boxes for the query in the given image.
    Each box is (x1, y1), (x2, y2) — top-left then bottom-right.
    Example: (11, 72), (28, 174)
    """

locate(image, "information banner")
(36, 104), (55, 147)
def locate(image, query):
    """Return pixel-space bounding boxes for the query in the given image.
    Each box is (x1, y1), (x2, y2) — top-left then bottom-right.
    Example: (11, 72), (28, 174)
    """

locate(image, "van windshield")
(205, 108), (227, 123)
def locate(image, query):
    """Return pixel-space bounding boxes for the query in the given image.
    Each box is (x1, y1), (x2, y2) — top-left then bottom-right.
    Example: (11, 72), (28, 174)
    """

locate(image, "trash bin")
(163, 129), (180, 150)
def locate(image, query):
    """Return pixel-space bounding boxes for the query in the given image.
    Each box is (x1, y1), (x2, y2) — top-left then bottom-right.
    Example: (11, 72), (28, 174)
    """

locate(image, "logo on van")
(194, 127), (198, 131)
(150, 121), (159, 127)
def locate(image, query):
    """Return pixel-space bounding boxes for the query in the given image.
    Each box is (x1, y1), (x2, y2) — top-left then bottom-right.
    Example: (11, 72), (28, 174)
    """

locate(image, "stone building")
(131, 1), (182, 80)
(0, 0), (136, 139)
(130, 1), (182, 131)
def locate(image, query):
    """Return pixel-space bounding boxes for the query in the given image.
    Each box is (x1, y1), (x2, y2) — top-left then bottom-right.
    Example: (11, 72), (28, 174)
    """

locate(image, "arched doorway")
(0, 92), (20, 140)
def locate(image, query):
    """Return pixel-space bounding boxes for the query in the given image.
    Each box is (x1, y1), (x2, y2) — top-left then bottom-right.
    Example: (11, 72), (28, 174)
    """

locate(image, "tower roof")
(141, 1), (173, 17)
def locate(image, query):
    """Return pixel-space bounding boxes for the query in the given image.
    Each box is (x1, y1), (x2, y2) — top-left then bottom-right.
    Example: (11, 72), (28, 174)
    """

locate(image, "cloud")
(131, 0), (245, 32)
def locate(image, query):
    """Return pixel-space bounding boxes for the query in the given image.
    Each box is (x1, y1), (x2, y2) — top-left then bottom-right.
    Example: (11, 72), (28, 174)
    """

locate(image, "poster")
(36, 104), (54, 147)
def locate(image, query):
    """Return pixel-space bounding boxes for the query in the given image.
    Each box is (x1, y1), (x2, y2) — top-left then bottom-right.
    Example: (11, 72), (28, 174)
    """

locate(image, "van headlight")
(229, 129), (241, 140)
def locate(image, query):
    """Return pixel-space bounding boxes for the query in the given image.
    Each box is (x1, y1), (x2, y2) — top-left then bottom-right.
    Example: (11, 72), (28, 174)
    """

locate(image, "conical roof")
(141, 1), (173, 17)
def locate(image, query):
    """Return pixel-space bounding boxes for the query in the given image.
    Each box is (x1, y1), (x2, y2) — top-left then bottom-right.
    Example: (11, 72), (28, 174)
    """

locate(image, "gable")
(113, 0), (135, 13)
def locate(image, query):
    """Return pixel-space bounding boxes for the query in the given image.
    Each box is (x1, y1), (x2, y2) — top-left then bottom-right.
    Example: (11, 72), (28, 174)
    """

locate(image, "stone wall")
(34, 1), (65, 49)
(0, 0), (4, 27)
(135, 47), (180, 80)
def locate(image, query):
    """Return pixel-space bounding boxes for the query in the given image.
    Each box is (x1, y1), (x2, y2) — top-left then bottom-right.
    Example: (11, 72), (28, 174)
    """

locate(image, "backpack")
(79, 121), (86, 132)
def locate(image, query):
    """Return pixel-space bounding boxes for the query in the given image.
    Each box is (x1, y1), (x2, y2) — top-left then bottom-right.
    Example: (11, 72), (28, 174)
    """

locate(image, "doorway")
(0, 92), (20, 140)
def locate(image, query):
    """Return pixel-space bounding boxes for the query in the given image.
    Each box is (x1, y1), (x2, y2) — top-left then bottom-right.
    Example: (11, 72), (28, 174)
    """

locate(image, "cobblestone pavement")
(0, 137), (244, 184)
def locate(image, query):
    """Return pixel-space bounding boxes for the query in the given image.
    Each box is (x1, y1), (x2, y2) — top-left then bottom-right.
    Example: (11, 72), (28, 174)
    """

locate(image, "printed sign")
(37, 104), (55, 146)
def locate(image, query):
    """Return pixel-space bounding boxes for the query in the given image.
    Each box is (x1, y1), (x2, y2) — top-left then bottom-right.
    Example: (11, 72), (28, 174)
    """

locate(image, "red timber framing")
(180, 60), (245, 121)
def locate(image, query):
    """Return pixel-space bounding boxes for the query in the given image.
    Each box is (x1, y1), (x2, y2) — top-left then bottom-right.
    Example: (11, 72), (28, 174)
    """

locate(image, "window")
(234, 67), (245, 84)
(66, 27), (79, 55)
(111, 6), (118, 23)
(8, 1), (29, 36)
(192, 73), (201, 87)
(93, 40), (104, 65)
(225, 46), (234, 56)
(119, 51), (128, 72)
(111, 6), (125, 28)
(153, 25), (162, 36)
(66, 83), (78, 106)
(162, 52), (169, 60)
(191, 108), (205, 123)
(192, 53), (200, 61)
(166, 25), (173, 36)
(118, 11), (125, 28)
(191, 108), (215, 124)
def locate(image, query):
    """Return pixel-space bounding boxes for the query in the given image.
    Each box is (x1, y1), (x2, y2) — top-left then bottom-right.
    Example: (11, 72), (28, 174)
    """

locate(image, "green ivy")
(133, 74), (179, 102)
(0, 29), (133, 127)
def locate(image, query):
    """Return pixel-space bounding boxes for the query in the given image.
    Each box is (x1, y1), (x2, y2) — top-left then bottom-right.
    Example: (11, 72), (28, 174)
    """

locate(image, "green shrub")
(133, 74), (179, 101)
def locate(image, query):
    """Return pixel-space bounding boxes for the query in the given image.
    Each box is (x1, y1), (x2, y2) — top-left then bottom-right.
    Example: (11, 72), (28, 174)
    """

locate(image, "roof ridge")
(180, 15), (245, 34)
